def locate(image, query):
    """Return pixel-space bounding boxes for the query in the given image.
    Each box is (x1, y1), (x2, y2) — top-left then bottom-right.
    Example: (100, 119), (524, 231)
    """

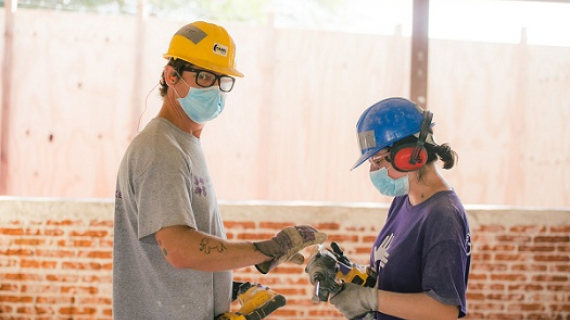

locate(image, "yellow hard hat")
(163, 21), (244, 78)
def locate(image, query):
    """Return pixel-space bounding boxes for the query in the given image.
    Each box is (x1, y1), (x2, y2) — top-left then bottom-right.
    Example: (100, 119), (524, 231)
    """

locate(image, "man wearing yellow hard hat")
(112, 21), (327, 320)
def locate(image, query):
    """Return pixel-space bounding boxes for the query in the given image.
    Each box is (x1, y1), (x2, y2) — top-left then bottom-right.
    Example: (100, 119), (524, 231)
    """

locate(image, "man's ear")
(163, 66), (179, 85)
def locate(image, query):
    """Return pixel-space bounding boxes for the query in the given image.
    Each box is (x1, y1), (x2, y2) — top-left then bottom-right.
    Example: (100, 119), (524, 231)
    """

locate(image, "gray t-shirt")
(113, 118), (231, 320)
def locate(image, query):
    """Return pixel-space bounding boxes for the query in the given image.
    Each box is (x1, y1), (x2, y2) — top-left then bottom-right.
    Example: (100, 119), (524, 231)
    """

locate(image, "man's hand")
(254, 225), (327, 274)
(330, 283), (378, 320)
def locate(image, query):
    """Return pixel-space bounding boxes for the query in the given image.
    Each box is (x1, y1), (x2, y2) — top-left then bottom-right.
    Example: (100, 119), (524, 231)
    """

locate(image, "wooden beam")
(131, 0), (147, 139)
(1, 0), (17, 194)
(410, 0), (429, 109)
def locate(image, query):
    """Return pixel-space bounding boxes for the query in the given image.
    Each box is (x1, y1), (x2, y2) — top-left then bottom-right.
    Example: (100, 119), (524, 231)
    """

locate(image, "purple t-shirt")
(370, 190), (471, 319)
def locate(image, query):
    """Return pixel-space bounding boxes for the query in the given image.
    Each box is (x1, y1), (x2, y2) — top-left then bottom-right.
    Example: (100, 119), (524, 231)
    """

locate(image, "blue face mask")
(176, 84), (226, 124)
(369, 167), (409, 197)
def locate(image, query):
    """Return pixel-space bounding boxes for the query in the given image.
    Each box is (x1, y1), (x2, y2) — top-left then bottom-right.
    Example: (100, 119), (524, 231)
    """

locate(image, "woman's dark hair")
(158, 58), (192, 97)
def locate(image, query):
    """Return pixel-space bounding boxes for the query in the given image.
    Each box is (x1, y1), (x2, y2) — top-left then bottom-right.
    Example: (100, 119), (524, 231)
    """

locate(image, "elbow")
(167, 257), (187, 270)
(438, 306), (461, 320)
(160, 247), (191, 270)
(162, 252), (186, 269)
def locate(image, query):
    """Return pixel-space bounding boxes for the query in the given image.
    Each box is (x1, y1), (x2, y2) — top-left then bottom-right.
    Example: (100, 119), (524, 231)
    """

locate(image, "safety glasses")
(182, 67), (236, 92)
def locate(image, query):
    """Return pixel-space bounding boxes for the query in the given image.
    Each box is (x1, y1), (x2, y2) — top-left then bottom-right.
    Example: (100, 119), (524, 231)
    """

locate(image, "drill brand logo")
(213, 43), (228, 57)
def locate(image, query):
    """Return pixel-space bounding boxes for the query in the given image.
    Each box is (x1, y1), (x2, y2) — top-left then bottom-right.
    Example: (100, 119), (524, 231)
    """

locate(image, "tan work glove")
(254, 225), (327, 274)
(330, 283), (378, 320)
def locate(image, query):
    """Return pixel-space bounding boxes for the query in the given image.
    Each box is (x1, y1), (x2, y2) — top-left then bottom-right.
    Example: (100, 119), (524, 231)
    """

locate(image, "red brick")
(490, 274), (527, 282)
(507, 284), (544, 291)
(0, 228), (24, 235)
(14, 238), (46, 246)
(60, 286), (99, 295)
(59, 307), (97, 315)
(36, 296), (75, 304)
(469, 273), (489, 281)
(80, 250), (113, 259)
(326, 234), (358, 242)
(259, 222), (294, 229)
(535, 235), (570, 243)
(313, 222), (340, 230)
(43, 228), (65, 236)
(508, 303), (545, 312)
(236, 232), (272, 240)
(472, 252), (493, 261)
(45, 274), (80, 282)
(552, 264), (570, 272)
(478, 244), (516, 251)
(519, 245), (555, 252)
(468, 302), (505, 311)
(496, 235), (532, 243)
(223, 221), (256, 229)
(1, 248), (34, 256)
(2, 273), (42, 281)
(533, 274), (569, 282)
(89, 220), (113, 227)
(36, 249), (75, 258)
(511, 264), (548, 272)
(69, 230), (108, 237)
(99, 239), (114, 247)
(476, 225), (505, 233)
(0, 304), (13, 313)
(16, 306), (50, 314)
(24, 228), (42, 235)
(0, 283), (19, 292)
(550, 226), (570, 233)
(46, 220), (82, 226)
(534, 255), (570, 262)
(0, 295), (34, 303)
(57, 239), (93, 247)
(472, 263), (508, 272)
(551, 304), (570, 312)
(484, 313), (524, 320)
(495, 253), (529, 261)
(61, 261), (108, 270)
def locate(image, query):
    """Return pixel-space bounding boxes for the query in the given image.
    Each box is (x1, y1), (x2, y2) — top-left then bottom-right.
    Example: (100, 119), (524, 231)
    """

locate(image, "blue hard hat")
(351, 97), (429, 170)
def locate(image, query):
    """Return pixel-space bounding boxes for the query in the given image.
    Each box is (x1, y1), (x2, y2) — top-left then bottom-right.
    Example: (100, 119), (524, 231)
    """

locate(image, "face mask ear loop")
(172, 69), (195, 100)
(137, 82), (160, 133)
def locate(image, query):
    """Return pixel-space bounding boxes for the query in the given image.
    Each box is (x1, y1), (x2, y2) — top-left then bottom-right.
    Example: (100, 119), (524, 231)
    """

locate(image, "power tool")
(215, 282), (287, 320)
(306, 242), (377, 303)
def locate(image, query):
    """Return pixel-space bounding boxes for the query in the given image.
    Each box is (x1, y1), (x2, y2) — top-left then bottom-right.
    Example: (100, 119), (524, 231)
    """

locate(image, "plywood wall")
(1, 9), (569, 207)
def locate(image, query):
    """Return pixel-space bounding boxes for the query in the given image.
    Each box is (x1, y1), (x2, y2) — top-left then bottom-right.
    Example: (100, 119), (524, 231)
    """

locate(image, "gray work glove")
(330, 283), (378, 320)
(254, 225), (327, 274)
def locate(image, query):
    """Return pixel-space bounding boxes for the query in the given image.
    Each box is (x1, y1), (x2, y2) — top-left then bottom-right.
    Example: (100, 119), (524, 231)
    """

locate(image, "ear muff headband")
(390, 110), (433, 172)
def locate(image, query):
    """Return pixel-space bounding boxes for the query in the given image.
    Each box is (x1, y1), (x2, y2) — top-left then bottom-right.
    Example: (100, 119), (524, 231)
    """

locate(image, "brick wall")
(0, 198), (568, 320)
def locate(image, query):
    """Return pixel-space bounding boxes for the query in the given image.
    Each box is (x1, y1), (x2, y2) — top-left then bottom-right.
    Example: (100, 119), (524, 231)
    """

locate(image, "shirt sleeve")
(422, 238), (469, 318)
(135, 152), (196, 239)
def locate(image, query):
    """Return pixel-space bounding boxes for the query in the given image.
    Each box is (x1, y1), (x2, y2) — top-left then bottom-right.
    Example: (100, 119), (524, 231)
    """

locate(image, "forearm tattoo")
(199, 237), (227, 254)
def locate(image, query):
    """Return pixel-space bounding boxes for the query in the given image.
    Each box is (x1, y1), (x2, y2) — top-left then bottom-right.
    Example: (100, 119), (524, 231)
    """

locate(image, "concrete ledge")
(0, 197), (568, 226)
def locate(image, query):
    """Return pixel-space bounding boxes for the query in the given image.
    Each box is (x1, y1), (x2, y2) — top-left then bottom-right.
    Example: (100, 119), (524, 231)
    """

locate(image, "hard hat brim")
(350, 129), (436, 171)
(350, 149), (378, 171)
(163, 55), (244, 78)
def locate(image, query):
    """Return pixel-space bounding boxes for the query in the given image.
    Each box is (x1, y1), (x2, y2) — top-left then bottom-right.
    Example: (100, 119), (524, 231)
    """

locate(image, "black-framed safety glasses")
(182, 67), (235, 93)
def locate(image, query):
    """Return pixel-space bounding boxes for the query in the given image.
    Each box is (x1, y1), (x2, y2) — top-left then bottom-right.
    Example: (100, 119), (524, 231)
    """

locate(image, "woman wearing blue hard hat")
(307, 97), (471, 320)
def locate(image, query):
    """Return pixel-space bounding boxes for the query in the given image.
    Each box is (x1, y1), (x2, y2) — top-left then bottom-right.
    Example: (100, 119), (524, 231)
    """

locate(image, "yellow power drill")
(215, 282), (286, 320)
(307, 242), (377, 303)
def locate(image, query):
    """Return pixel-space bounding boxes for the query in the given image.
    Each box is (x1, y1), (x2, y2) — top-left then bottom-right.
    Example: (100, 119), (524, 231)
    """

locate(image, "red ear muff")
(390, 109), (433, 172)
(390, 144), (428, 172)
